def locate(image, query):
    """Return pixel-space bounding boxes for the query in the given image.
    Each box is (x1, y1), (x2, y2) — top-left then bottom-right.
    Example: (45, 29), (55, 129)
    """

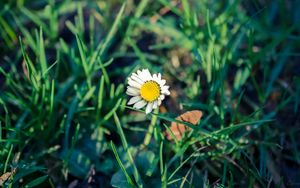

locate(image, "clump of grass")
(0, 0), (300, 187)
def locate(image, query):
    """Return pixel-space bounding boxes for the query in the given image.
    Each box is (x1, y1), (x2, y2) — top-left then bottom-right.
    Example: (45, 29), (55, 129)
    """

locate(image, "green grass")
(0, 0), (300, 187)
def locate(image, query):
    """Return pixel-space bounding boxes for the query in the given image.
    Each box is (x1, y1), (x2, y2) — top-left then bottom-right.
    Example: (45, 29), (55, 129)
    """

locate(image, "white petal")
(152, 101), (158, 109)
(137, 70), (143, 76)
(136, 70), (148, 82)
(127, 96), (141, 105)
(159, 79), (166, 86)
(158, 73), (161, 79)
(131, 73), (142, 80)
(153, 74), (158, 80)
(161, 85), (169, 91)
(152, 77), (159, 84)
(145, 102), (153, 114)
(126, 87), (140, 96)
(162, 90), (170, 95)
(143, 69), (152, 81)
(157, 99), (162, 106)
(126, 91), (138, 96)
(131, 74), (144, 84)
(133, 100), (147, 109)
(127, 86), (139, 93)
(138, 70), (146, 80)
(132, 73), (139, 77)
(160, 95), (165, 101)
(128, 79), (142, 88)
(161, 86), (170, 95)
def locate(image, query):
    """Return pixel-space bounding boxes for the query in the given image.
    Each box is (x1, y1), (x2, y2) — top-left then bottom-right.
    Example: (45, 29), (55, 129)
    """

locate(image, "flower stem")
(143, 108), (158, 147)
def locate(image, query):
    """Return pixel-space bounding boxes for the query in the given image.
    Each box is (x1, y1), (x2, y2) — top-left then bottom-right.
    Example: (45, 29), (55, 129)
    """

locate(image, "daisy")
(126, 69), (170, 114)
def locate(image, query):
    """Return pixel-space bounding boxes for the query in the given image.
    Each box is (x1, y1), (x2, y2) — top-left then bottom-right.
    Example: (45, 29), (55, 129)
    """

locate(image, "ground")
(0, 0), (300, 187)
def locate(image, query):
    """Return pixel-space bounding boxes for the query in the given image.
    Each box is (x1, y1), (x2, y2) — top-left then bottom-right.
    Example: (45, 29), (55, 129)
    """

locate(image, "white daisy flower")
(126, 69), (170, 114)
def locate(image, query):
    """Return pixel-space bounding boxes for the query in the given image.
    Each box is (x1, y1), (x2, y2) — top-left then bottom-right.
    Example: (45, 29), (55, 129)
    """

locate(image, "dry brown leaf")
(166, 110), (203, 141)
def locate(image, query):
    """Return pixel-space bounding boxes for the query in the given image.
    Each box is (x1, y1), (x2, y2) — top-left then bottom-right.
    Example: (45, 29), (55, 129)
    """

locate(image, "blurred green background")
(0, 0), (300, 187)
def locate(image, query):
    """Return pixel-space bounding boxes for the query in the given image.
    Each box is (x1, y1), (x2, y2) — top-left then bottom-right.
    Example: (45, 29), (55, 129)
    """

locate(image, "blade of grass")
(113, 112), (143, 188)
(110, 141), (136, 187)
(42, 60), (58, 78)
(98, 57), (110, 84)
(0, 16), (17, 45)
(20, 7), (50, 36)
(78, 86), (96, 107)
(167, 146), (206, 182)
(49, 79), (55, 114)
(75, 34), (91, 88)
(0, 122), (2, 141)
(24, 175), (48, 188)
(99, 99), (122, 124)
(97, 76), (105, 112)
(64, 95), (78, 151)
(39, 27), (47, 75)
(100, 2), (126, 55)
(11, 11), (36, 51)
(160, 141), (167, 188)
(4, 145), (13, 173)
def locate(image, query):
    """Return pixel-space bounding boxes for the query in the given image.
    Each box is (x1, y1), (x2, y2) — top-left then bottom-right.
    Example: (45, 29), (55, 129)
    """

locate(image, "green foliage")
(0, 0), (299, 187)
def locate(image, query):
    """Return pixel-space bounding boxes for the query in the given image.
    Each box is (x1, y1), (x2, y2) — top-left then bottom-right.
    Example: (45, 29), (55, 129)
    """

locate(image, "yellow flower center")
(140, 81), (160, 102)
